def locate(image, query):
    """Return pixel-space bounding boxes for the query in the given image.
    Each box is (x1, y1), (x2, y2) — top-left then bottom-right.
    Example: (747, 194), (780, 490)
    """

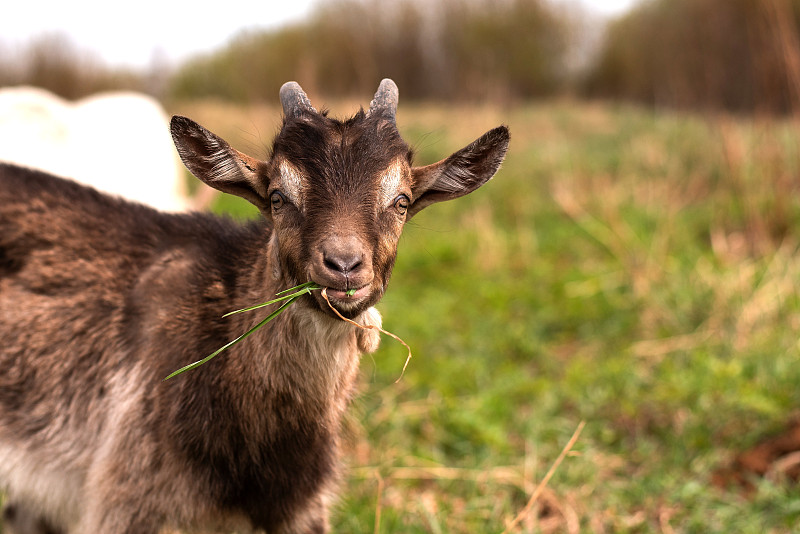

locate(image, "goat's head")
(170, 80), (509, 319)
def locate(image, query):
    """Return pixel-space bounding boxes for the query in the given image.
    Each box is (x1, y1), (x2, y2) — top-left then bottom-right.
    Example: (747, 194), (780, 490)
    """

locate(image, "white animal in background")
(0, 86), (197, 212)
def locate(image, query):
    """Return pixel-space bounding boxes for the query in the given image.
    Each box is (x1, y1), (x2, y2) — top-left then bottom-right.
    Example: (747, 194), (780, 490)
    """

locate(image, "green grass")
(184, 100), (800, 531)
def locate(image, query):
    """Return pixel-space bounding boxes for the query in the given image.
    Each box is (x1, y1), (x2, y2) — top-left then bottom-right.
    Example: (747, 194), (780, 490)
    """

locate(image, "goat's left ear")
(170, 116), (268, 211)
(409, 125), (509, 218)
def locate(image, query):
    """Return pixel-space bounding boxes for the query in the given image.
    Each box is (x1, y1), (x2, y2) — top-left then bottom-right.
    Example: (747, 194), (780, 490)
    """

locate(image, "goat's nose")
(319, 234), (370, 280)
(323, 249), (363, 275)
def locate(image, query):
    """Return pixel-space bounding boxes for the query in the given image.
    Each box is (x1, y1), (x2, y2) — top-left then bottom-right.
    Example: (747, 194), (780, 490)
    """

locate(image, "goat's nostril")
(323, 253), (363, 275)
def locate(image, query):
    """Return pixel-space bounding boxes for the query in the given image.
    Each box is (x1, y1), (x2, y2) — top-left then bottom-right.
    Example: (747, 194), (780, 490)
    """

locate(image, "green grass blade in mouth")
(163, 283), (322, 380)
(275, 281), (321, 296)
(163, 296), (299, 381)
(222, 282), (321, 317)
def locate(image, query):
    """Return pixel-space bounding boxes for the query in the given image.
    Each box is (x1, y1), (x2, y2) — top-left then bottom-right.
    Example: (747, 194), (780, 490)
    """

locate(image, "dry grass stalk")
(353, 465), (526, 486)
(320, 287), (413, 381)
(373, 470), (384, 534)
(501, 420), (586, 534)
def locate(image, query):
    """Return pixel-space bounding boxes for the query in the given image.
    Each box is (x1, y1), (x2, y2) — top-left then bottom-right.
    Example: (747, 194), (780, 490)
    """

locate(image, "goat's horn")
(367, 79), (398, 120)
(280, 81), (317, 117)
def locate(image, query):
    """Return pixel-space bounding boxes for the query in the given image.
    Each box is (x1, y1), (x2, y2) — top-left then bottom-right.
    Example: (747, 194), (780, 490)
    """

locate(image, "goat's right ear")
(170, 116), (268, 210)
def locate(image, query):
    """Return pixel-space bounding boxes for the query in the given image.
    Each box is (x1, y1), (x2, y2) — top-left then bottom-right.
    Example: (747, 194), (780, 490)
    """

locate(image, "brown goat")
(0, 80), (509, 533)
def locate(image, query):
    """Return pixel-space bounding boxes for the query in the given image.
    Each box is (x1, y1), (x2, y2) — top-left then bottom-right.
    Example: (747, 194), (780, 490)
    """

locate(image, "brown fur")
(0, 80), (509, 533)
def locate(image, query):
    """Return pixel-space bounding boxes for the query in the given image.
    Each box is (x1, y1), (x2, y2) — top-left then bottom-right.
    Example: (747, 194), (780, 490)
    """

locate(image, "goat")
(0, 86), (202, 212)
(0, 79), (509, 533)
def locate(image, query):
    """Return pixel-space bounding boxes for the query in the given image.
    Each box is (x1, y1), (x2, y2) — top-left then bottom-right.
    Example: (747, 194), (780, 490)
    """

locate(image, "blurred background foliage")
(3, 0), (800, 114)
(585, 0), (800, 114)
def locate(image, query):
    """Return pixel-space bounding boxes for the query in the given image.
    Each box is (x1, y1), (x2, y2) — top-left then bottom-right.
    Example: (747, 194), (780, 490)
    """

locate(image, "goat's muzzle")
(309, 235), (376, 317)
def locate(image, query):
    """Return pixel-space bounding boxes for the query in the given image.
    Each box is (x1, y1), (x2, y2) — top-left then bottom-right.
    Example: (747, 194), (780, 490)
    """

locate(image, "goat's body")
(0, 163), (357, 533)
(0, 79), (508, 533)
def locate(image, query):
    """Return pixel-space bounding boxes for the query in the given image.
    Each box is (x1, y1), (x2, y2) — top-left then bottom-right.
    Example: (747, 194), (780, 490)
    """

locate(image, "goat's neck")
(224, 234), (362, 421)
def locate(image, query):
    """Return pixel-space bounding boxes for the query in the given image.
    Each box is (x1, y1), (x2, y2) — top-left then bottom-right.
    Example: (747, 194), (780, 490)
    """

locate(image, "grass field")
(165, 99), (800, 533)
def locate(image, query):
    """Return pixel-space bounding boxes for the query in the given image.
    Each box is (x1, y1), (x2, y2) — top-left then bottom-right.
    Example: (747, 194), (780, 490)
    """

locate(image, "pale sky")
(1, 0), (638, 69)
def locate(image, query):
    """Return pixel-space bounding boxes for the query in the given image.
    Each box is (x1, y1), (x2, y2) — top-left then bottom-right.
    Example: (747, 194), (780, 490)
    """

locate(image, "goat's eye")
(270, 191), (285, 211)
(393, 194), (409, 216)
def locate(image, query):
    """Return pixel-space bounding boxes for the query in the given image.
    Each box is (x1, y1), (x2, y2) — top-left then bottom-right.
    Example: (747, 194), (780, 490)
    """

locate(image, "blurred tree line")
(0, 34), (166, 100)
(3, 0), (800, 114)
(169, 0), (572, 102)
(585, 0), (800, 114)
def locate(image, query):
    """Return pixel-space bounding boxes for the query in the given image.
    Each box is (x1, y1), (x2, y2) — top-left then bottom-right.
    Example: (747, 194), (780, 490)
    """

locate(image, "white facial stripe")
(379, 161), (404, 207)
(279, 160), (305, 206)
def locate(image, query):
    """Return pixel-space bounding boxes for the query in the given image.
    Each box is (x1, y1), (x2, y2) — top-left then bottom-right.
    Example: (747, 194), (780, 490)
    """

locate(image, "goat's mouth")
(324, 285), (371, 301)
(309, 281), (377, 319)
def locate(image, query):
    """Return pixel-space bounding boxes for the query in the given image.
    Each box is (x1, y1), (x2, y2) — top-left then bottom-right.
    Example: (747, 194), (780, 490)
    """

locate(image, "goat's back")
(0, 163), (269, 530)
(0, 160), (267, 389)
